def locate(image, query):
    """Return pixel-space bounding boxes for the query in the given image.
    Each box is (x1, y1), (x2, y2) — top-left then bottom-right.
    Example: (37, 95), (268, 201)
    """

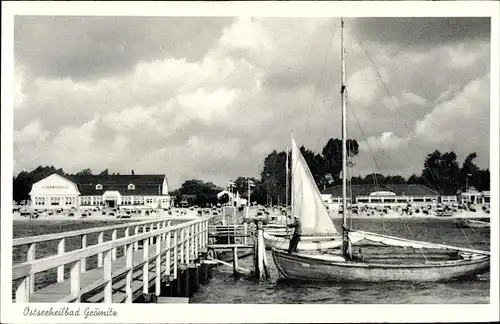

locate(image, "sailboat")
(271, 18), (490, 282)
(263, 145), (365, 251)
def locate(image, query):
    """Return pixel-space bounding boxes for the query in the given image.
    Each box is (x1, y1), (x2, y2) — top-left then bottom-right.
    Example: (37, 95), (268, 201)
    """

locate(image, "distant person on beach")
(287, 217), (302, 254)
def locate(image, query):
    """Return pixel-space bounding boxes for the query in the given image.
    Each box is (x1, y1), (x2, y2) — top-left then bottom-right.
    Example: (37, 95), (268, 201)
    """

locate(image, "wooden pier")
(12, 216), (215, 303)
(12, 208), (279, 304)
(208, 218), (272, 279)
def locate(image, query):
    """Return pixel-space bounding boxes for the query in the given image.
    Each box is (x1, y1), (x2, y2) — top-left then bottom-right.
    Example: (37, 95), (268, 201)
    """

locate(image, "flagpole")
(248, 179), (251, 208)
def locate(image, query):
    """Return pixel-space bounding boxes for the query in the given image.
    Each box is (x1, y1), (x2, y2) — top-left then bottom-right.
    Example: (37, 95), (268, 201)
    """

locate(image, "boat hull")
(263, 232), (342, 250)
(272, 248), (490, 282)
(455, 219), (490, 228)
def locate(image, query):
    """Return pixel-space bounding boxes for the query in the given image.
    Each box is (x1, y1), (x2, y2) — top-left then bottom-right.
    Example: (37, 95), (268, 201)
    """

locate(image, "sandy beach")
(12, 211), (201, 222)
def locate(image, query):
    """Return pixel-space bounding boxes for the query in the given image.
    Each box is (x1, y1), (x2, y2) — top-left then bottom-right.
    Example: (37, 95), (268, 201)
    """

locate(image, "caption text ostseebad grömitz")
(24, 306), (118, 320)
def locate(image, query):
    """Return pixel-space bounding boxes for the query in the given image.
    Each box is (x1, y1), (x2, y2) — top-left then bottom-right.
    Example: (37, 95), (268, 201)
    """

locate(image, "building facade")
(30, 173), (171, 210)
(460, 188), (490, 204)
(321, 184), (441, 208)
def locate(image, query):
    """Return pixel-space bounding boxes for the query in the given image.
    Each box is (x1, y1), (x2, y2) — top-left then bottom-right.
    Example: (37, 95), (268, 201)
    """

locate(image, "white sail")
(291, 138), (339, 236)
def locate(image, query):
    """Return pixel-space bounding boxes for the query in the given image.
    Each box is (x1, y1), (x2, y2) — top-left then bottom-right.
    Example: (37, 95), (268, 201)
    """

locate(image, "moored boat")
(270, 17), (490, 282)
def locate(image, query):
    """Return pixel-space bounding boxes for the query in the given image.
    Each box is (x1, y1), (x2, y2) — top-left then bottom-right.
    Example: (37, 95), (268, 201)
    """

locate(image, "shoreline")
(12, 214), (200, 222)
(329, 214), (489, 220)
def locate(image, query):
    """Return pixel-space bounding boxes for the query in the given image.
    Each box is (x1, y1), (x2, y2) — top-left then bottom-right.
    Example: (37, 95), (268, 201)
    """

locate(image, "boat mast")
(290, 132), (294, 222)
(285, 146), (289, 215)
(340, 17), (349, 259)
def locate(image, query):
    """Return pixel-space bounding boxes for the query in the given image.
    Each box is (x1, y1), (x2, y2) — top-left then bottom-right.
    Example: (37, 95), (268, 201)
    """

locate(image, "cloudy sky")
(13, 15), (491, 189)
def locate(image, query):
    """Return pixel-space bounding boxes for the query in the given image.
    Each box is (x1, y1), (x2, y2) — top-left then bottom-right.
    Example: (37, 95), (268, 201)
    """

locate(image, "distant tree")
(260, 150), (288, 205)
(459, 153), (489, 192)
(178, 179), (221, 207)
(99, 169), (109, 176)
(474, 169), (490, 191)
(233, 176), (266, 205)
(421, 150), (461, 195)
(131, 169), (135, 175)
(169, 189), (181, 206)
(13, 165), (66, 203)
(76, 168), (93, 175)
(218, 193), (230, 204)
(363, 173), (386, 186)
(321, 138), (359, 185)
(407, 173), (422, 184)
(350, 175), (363, 185)
(385, 175), (406, 184)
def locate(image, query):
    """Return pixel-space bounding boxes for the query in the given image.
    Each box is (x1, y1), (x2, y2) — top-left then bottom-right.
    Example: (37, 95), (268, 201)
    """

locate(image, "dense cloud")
(13, 16), (491, 189)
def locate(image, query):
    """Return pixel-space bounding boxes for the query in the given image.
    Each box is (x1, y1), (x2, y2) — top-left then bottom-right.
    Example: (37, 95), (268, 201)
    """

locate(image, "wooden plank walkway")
(14, 217), (213, 303)
(30, 242), (179, 303)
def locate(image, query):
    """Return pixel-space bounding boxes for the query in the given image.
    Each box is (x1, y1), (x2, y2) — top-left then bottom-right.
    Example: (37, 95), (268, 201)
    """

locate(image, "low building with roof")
(29, 173), (172, 210)
(321, 184), (442, 208)
(460, 188), (490, 204)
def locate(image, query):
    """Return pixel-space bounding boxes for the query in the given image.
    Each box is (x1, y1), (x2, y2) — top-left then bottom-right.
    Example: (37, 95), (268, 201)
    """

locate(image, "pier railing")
(12, 216), (211, 303)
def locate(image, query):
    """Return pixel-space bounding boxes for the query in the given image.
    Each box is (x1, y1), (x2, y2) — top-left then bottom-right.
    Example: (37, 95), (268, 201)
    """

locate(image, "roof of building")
(321, 184), (439, 200)
(63, 174), (166, 196)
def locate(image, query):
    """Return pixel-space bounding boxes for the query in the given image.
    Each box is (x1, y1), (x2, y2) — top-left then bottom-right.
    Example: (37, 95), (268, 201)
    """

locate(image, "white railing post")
(155, 234), (161, 296)
(125, 243), (134, 303)
(111, 229), (117, 260)
(184, 225), (191, 264)
(124, 228), (130, 258)
(27, 243), (36, 293)
(180, 228), (185, 264)
(15, 276), (30, 303)
(149, 223), (155, 245)
(244, 222), (248, 245)
(162, 221), (166, 241)
(134, 226), (139, 251)
(103, 249), (112, 303)
(57, 238), (65, 282)
(194, 222), (199, 257)
(191, 223), (198, 260)
(205, 220), (209, 247)
(98, 231), (104, 267)
(80, 234), (87, 273)
(165, 229), (171, 279)
(203, 221), (207, 248)
(173, 230), (178, 279)
(143, 238), (149, 294)
(70, 260), (81, 302)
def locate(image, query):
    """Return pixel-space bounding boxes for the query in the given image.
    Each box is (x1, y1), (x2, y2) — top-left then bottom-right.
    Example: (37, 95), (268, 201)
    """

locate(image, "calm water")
(12, 219), (185, 293)
(13, 218), (490, 304)
(191, 219), (490, 304)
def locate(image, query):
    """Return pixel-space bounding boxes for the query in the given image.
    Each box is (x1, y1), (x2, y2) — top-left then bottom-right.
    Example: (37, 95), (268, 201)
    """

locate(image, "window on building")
(146, 198), (153, 204)
(80, 196), (92, 205)
(96, 184), (103, 190)
(50, 196), (61, 206)
(135, 196), (144, 205)
(93, 196), (102, 205)
(35, 197), (46, 205)
(127, 184), (135, 190)
(122, 196), (132, 205)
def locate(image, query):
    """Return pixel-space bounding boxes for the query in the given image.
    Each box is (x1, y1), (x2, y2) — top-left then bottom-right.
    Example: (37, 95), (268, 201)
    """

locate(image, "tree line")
(13, 139), (490, 206)
(259, 138), (490, 205)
